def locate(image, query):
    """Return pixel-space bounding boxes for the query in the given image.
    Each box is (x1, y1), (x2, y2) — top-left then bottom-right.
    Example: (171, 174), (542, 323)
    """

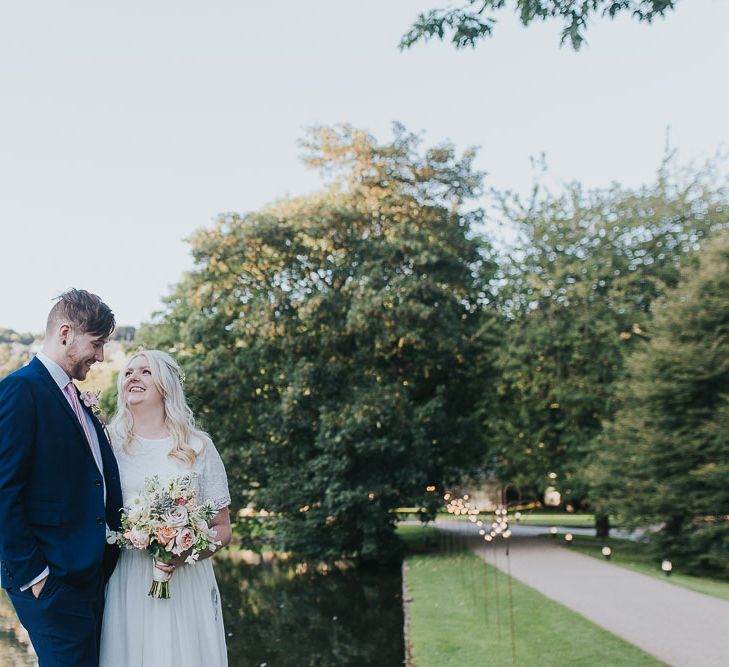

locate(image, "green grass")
(564, 534), (729, 603)
(397, 510), (598, 529)
(512, 512), (595, 528)
(427, 512), (597, 527)
(398, 523), (440, 553)
(399, 527), (663, 667)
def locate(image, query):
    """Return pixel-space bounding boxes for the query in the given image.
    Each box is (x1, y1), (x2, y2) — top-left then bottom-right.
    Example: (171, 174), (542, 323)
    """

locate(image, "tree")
(141, 124), (500, 562)
(592, 232), (729, 577)
(0, 329), (36, 380)
(401, 0), (677, 51)
(0, 345), (29, 380)
(482, 158), (728, 530)
(0, 328), (35, 345)
(112, 326), (137, 342)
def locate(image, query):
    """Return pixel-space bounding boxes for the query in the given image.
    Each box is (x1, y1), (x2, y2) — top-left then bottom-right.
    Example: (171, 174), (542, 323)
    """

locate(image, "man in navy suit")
(0, 289), (124, 667)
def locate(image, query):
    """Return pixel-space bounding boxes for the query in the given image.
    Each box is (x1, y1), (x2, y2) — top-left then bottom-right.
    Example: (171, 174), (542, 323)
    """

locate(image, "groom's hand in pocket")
(31, 575), (49, 599)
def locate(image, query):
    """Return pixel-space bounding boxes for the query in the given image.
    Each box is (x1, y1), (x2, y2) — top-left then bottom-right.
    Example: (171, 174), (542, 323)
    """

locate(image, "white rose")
(163, 505), (189, 528)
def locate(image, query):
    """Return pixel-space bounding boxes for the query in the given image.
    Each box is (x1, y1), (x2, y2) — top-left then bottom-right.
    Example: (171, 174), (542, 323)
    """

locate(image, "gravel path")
(438, 520), (729, 667)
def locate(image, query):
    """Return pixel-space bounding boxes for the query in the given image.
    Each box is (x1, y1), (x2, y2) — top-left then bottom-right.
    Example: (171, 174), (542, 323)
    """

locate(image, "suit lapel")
(83, 406), (123, 530)
(81, 399), (109, 445)
(28, 357), (99, 468)
(27, 358), (123, 530)
(83, 404), (120, 478)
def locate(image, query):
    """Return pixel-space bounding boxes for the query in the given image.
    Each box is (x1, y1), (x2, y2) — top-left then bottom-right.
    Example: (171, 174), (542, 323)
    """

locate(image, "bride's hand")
(154, 559), (175, 581)
(169, 547), (194, 568)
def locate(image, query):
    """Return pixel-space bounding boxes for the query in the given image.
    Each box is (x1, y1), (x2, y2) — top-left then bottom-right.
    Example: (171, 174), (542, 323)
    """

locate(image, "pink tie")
(65, 381), (94, 450)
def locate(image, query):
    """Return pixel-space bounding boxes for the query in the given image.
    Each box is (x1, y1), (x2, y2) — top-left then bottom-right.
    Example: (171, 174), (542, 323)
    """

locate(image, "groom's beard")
(66, 343), (95, 380)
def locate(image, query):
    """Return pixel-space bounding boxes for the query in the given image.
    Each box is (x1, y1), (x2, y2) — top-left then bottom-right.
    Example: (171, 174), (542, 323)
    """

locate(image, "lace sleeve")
(197, 439), (231, 510)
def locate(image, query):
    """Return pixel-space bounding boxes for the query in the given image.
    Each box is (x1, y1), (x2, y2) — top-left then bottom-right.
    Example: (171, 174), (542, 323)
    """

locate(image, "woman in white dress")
(99, 350), (231, 667)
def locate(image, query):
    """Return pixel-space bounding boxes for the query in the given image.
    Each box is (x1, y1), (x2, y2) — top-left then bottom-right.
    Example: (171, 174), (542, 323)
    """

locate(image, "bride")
(100, 350), (231, 666)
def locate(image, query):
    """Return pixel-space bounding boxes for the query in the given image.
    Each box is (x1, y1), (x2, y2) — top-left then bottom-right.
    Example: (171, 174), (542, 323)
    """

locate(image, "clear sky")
(1, 0), (727, 332)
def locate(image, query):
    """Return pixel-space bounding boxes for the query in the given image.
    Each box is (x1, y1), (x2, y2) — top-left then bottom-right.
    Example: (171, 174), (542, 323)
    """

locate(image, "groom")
(0, 289), (123, 667)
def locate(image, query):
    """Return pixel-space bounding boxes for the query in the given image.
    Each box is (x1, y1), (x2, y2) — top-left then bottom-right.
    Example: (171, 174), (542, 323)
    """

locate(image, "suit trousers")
(7, 572), (105, 667)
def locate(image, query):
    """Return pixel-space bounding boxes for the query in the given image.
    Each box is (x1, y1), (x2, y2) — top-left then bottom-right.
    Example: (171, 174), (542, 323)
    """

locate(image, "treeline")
(0, 329), (37, 378)
(0, 326), (136, 427)
(0, 328), (35, 345)
(140, 124), (729, 571)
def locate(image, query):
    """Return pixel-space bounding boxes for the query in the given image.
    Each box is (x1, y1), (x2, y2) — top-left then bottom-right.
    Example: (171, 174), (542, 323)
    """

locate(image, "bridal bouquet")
(107, 473), (221, 599)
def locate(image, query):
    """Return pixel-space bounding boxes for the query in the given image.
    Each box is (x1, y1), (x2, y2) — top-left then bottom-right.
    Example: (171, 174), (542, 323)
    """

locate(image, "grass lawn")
(397, 510), (598, 529)
(398, 525), (663, 667)
(512, 512), (595, 528)
(563, 534), (729, 603)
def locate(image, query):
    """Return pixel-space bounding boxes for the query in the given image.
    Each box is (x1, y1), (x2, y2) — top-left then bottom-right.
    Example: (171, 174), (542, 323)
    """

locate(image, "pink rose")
(175, 527), (194, 551)
(175, 498), (187, 506)
(80, 390), (100, 409)
(129, 527), (150, 549)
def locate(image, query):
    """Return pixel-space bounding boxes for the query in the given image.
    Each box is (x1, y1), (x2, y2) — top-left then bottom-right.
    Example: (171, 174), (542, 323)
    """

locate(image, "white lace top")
(111, 433), (231, 510)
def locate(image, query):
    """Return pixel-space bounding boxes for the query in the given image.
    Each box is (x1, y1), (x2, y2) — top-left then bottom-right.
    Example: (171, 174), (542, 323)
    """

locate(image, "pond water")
(0, 594), (35, 666)
(0, 557), (405, 667)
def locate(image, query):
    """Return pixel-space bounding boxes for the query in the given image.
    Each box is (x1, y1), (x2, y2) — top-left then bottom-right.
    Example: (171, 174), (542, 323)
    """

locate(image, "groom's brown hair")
(46, 289), (116, 339)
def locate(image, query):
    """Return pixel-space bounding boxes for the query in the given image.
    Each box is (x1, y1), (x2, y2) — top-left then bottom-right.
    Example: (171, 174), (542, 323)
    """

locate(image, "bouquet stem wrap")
(148, 558), (171, 599)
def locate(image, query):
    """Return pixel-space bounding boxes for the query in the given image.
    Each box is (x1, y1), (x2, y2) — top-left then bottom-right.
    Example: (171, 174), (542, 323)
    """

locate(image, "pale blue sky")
(1, 0), (727, 332)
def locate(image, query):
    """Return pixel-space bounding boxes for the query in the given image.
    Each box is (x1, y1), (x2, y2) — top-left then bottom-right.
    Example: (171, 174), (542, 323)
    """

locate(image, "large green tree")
(142, 124), (499, 562)
(592, 232), (729, 576)
(401, 0), (677, 51)
(483, 159), (728, 528)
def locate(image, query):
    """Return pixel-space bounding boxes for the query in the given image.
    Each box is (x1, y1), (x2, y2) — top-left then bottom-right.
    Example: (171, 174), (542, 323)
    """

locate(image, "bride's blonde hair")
(110, 349), (208, 466)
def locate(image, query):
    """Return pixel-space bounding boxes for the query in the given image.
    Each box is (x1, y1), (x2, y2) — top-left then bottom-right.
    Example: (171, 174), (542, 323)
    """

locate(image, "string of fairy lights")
(443, 492), (515, 542)
(441, 490), (518, 663)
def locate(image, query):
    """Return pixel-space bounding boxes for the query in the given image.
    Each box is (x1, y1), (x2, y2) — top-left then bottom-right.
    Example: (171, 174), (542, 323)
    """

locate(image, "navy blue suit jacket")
(0, 357), (123, 590)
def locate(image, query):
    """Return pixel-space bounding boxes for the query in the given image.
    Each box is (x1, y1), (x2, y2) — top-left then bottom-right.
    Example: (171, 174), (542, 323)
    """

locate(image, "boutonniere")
(79, 389), (112, 444)
(80, 389), (102, 416)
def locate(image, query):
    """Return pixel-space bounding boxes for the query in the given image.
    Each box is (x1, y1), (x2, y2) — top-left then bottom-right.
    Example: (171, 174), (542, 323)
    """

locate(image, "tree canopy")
(401, 0), (677, 51)
(141, 124), (500, 562)
(591, 231), (729, 576)
(482, 158), (727, 516)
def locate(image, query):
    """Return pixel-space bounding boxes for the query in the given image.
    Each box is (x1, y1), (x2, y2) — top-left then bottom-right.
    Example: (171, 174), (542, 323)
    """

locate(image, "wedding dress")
(99, 434), (230, 666)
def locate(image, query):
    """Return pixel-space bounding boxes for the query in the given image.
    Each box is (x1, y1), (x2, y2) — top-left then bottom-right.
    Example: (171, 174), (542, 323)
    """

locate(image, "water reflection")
(0, 591), (36, 666)
(216, 557), (405, 667)
(0, 559), (405, 667)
